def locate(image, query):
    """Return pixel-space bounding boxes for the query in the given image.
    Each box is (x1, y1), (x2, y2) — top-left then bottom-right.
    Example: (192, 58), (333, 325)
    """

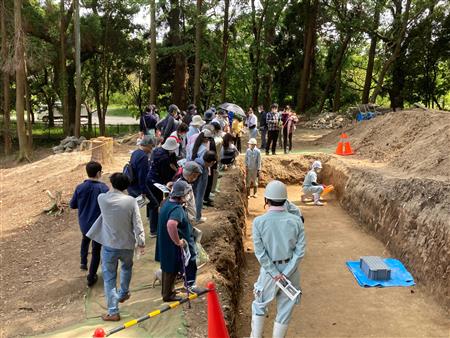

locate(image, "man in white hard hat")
(251, 180), (305, 338)
(245, 138), (261, 198)
(302, 160), (325, 206)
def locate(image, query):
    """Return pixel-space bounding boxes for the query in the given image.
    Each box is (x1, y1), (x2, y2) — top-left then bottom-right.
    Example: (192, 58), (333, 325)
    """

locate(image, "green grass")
(3, 122), (140, 145)
(107, 104), (135, 117)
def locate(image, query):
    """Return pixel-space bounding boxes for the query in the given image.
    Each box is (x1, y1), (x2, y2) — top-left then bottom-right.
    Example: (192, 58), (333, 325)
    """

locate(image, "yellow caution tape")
(148, 310), (161, 317)
(124, 319), (138, 328)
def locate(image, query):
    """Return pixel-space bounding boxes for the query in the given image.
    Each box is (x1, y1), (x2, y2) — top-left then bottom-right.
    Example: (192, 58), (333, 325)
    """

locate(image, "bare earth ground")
(0, 138), (249, 337)
(236, 186), (450, 337)
(0, 145), (133, 337)
(1, 114), (449, 337)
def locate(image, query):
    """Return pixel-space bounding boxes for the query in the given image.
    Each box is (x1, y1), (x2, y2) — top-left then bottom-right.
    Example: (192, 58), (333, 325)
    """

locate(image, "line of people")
(70, 103), (244, 322)
(69, 103), (317, 331)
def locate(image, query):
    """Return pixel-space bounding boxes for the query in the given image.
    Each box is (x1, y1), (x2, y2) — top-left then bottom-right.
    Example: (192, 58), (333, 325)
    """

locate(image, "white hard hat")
(162, 137), (179, 151)
(311, 160), (322, 169)
(264, 180), (288, 201)
(248, 138), (257, 145)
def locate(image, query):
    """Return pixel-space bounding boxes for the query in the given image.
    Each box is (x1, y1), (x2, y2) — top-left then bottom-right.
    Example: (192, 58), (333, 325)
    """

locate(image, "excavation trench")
(212, 154), (449, 337)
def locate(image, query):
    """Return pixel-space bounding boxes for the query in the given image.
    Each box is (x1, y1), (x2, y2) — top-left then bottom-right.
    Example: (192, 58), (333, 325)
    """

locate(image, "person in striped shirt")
(265, 103), (281, 155)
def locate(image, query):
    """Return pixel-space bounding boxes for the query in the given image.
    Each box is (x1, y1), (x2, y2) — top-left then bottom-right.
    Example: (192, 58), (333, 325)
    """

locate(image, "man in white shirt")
(87, 173), (145, 322)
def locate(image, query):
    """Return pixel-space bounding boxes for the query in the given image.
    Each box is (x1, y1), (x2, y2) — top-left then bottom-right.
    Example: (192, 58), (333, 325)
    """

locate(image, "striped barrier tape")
(101, 289), (210, 337)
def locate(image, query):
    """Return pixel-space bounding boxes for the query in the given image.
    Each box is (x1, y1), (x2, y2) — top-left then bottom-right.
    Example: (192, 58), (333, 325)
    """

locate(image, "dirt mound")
(258, 153), (332, 187)
(317, 109), (450, 179)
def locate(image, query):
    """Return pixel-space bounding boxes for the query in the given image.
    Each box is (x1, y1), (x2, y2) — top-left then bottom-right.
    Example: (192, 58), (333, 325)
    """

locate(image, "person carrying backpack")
(126, 136), (155, 198)
(157, 104), (181, 141)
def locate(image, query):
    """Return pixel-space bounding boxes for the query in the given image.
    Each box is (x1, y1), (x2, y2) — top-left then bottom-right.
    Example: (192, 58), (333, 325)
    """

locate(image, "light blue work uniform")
(302, 169), (324, 195)
(252, 209), (305, 324)
(245, 148), (261, 190)
(284, 200), (303, 220)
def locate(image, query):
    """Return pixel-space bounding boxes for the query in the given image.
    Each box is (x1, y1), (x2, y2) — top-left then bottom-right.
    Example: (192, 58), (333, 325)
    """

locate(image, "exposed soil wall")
(257, 155), (449, 309)
(197, 162), (247, 337)
(322, 159), (450, 309)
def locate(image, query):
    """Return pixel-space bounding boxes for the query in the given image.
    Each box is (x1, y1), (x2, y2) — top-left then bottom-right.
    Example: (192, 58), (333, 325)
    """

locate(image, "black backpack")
(123, 162), (134, 184)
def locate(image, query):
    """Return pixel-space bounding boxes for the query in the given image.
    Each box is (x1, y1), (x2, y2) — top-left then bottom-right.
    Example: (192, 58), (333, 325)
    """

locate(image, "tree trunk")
(25, 73), (33, 149)
(43, 68), (55, 127)
(60, 0), (69, 135)
(1, 0), (12, 155)
(389, 57), (405, 110)
(333, 64), (342, 112)
(74, 0), (81, 137)
(370, 0), (411, 103)
(249, 0), (269, 109)
(318, 34), (351, 113)
(169, 0), (187, 108)
(298, 0), (319, 114)
(361, 1), (381, 104)
(220, 0), (230, 102)
(193, 0), (202, 106)
(149, 0), (157, 105)
(84, 101), (92, 138)
(14, 0), (31, 161)
(67, 64), (76, 135)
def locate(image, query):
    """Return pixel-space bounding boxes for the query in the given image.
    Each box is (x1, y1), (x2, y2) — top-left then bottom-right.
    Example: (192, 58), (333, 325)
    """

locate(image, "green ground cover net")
(35, 210), (191, 338)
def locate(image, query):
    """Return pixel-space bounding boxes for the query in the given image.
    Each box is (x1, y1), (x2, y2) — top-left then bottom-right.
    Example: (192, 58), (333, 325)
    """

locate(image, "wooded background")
(1, 0), (449, 160)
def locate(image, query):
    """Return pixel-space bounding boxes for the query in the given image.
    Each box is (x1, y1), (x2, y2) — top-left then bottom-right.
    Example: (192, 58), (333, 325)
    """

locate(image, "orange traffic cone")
(336, 133), (354, 156)
(207, 282), (230, 338)
(92, 328), (106, 337)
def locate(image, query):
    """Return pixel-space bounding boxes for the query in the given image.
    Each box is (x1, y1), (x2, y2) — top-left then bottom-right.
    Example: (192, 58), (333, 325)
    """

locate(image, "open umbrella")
(218, 102), (246, 118)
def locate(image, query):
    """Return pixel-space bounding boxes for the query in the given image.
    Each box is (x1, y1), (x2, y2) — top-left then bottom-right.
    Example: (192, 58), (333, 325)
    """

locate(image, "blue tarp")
(346, 258), (415, 288)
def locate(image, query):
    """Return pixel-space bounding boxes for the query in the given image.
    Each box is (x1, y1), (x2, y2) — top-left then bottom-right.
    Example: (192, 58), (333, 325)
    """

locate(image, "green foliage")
(5, 0), (449, 147)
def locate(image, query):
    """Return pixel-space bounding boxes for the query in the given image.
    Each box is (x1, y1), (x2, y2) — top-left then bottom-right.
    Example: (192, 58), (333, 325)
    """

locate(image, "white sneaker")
(196, 217), (207, 224)
(314, 201), (324, 206)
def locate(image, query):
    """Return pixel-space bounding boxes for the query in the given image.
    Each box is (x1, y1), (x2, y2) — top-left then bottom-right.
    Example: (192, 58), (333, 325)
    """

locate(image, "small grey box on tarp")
(360, 256), (391, 280)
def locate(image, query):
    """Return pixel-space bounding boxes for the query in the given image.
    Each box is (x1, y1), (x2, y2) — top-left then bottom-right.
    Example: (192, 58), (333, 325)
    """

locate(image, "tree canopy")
(1, 0), (450, 156)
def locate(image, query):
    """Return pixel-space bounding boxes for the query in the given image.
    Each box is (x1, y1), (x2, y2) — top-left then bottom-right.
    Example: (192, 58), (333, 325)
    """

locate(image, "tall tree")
(59, 0), (69, 135)
(220, 0), (230, 102)
(361, 0), (382, 104)
(297, 0), (319, 114)
(74, 0), (81, 137)
(249, 0), (269, 108)
(318, 33), (352, 113)
(193, 0), (202, 106)
(14, 0), (31, 161)
(370, 0), (412, 103)
(169, 0), (187, 108)
(149, 0), (157, 105)
(1, 0), (12, 155)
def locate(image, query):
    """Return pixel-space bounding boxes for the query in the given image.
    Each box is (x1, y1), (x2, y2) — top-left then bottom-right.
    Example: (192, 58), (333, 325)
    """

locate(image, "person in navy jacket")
(127, 136), (155, 198)
(70, 161), (109, 287)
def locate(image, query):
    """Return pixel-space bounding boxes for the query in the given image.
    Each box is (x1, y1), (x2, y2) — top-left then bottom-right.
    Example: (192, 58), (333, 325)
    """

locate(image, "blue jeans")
(193, 167), (208, 221)
(101, 246), (134, 315)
